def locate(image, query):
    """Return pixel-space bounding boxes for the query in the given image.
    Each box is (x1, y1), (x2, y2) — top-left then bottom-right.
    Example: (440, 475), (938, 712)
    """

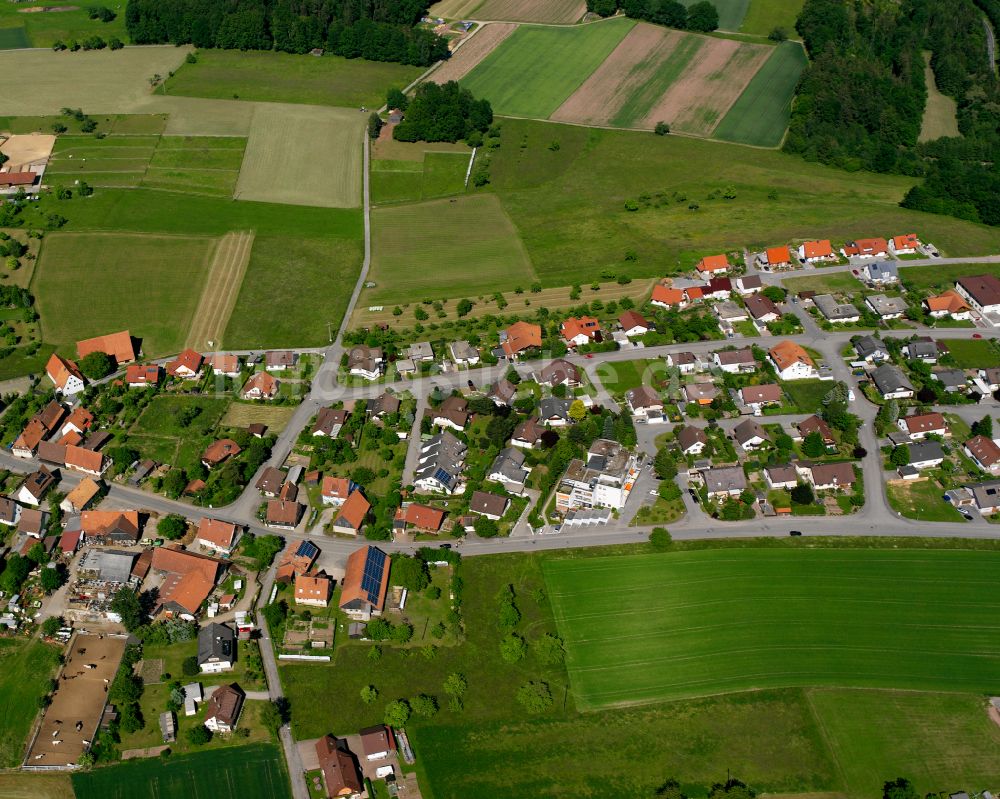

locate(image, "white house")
(768, 341), (816, 381)
(714, 348), (756, 374)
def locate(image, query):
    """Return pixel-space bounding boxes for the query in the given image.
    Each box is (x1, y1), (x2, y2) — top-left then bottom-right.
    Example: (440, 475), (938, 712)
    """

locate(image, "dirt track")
(184, 230), (255, 351)
(429, 23), (517, 84)
(25, 634), (125, 769)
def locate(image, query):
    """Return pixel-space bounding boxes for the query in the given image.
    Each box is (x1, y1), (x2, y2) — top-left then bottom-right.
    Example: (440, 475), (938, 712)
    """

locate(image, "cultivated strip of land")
(184, 229), (255, 350)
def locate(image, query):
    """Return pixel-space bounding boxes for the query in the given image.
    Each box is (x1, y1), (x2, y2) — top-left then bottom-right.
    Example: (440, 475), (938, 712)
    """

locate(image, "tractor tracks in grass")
(184, 230), (254, 351)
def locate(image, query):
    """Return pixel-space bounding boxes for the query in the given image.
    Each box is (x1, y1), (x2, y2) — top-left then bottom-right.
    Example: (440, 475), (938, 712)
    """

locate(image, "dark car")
(467, 379), (475, 389)
(440, 543), (452, 549)
(688, 488), (699, 500)
(789, 530), (802, 537)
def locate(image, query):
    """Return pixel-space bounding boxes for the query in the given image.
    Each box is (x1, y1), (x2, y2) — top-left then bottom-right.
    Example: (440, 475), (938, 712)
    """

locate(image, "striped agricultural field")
(544, 548), (1000, 710)
(713, 40), (808, 147)
(552, 23), (770, 135)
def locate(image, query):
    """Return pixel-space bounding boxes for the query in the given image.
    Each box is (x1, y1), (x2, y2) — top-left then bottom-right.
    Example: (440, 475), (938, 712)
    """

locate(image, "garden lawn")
(782, 272), (862, 295)
(543, 548), (1000, 709)
(712, 41), (808, 146)
(886, 479), (965, 522)
(223, 235), (363, 349)
(367, 194), (536, 305)
(595, 358), (666, 394)
(807, 688), (1000, 799)
(460, 18), (634, 118)
(34, 232), (217, 358)
(72, 743), (290, 799)
(901, 263), (1000, 291)
(941, 338), (1000, 368)
(472, 119), (1000, 289)
(162, 50), (423, 109)
(740, 0), (806, 36)
(131, 395), (229, 437)
(781, 379), (833, 413)
(0, 638), (61, 767)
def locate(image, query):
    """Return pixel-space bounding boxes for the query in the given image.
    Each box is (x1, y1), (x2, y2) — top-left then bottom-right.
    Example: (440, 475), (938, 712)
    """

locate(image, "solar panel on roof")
(296, 540), (319, 559)
(433, 467), (451, 486)
(360, 547), (387, 605)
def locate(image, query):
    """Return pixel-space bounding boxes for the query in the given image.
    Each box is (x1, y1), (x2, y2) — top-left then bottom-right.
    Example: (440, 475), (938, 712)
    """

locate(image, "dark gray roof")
(700, 466), (747, 493)
(906, 440), (945, 464)
(814, 294), (860, 320)
(538, 397), (572, 421)
(734, 418), (767, 446)
(488, 448), (528, 484)
(872, 363), (913, 394)
(197, 622), (235, 666)
(853, 335), (886, 359)
(932, 368), (968, 388)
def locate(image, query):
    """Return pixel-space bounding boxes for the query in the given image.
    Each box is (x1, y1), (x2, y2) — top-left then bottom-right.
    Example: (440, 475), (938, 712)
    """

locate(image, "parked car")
(789, 530), (802, 537)
(440, 543), (452, 549)
(973, 333), (983, 339)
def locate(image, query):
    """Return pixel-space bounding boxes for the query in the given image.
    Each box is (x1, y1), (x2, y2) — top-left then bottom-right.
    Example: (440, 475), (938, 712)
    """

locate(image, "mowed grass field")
(809, 689), (1000, 799)
(460, 18), (635, 118)
(920, 54), (960, 142)
(0, 638), (61, 767)
(713, 40), (808, 146)
(902, 262), (1000, 291)
(371, 151), (471, 204)
(740, 0), (806, 36)
(0, 47), (190, 115)
(34, 232), (216, 357)
(475, 118), (1000, 288)
(0, 774), (74, 799)
(235, 103), (363, 208)
(940, 337), (1000, 368)
(677, 0), (751, 31)
(162, 49), (423, 109)
(368, 194), (536, 304)
(72, 743), (291, 799)
(544, 549), (1000, 710)
(223, 235), (364, 348)
(46, 133), (246, 196)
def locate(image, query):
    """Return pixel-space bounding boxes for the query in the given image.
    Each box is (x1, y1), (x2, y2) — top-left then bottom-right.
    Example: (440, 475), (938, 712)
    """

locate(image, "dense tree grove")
(787, 0), (1000, 226)
(393, 81), (493, 143)
(125, 0), (449, 66)
(585, 0), (719, 31)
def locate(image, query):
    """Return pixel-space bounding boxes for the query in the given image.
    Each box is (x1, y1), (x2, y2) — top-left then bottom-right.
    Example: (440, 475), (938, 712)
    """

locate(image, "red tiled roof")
(696, 254), (729, 272)
(334, 491), (370, 531)
(765, 246), (791, 265)
(76, 330), (135, 364)
(502, 321), (542, 357)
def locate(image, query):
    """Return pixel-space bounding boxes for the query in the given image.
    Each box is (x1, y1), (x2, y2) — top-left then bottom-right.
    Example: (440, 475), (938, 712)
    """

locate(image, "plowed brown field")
(430, 22), (518, 84)
(552, 22), (770, 135)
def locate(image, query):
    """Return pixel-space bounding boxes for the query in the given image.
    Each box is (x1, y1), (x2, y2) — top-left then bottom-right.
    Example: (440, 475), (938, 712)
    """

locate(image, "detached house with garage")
(769, 341), (816, 380)
(619, 310), (651, 337)
(745, 294), (781, 324)
(863, 262), (899, 285)
(797, 239), (835, 263)
(758, 246), (792, 269)
(889, 233), (920, 255)
(797, 461), (856, 491)
(872, 363), (914, 399)
(842, 238), (888, 259)
(924, 290), (971, 320)
(560, 316), (601, 348)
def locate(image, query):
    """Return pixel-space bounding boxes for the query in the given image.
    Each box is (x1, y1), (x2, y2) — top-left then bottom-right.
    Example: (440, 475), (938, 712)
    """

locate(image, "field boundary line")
(184, 230), (255, 351)
(802, 688), (851, 794)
